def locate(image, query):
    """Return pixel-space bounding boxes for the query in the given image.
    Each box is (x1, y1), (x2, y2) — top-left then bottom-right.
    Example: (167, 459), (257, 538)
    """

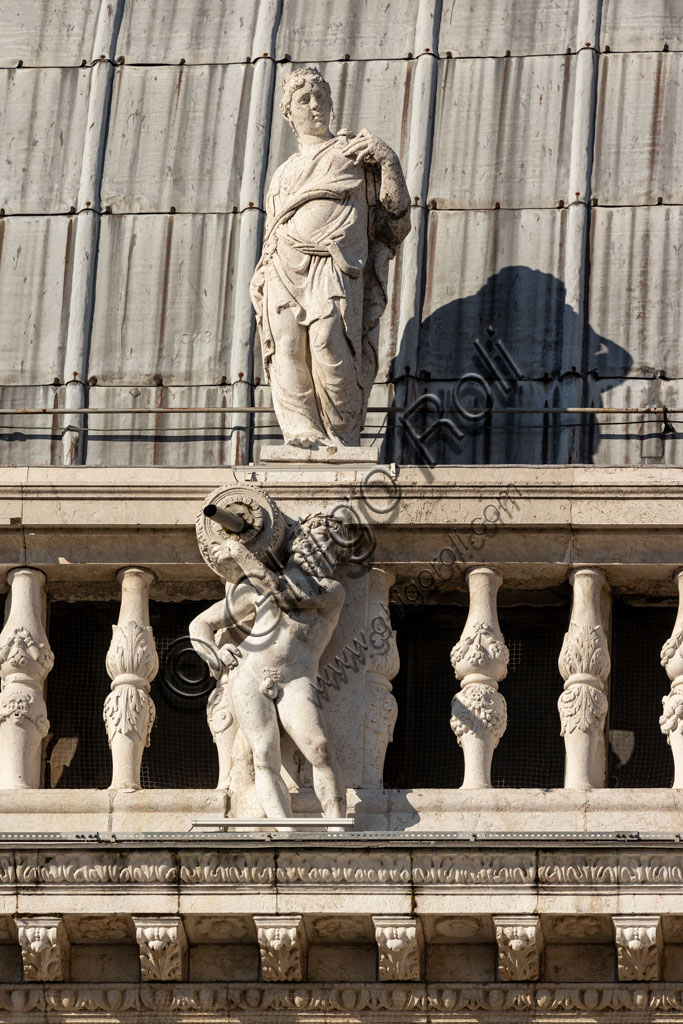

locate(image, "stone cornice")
(3, 982), (683, 1019)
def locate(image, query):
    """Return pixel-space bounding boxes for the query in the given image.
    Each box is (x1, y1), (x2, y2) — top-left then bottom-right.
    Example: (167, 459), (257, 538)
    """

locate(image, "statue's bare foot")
(289, 434), (328, 450)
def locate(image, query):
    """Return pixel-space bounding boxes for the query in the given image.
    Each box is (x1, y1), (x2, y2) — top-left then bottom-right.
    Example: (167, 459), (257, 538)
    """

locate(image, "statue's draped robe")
(250, 132), (410, 446)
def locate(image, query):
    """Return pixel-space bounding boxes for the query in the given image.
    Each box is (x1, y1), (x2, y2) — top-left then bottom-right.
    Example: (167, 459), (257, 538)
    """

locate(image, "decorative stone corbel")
(16, 916), (69, 981)
(133, 915), (187, 981)
(254, 915), (307, 982)
(558, 568), (610, 789)
(450, 567), (508, 788)
(362, 569), (399, 788)
(493, 915), (543, 982)
(0, 568), (53, 789)
(103, 567), (158, 791)
(613, 916), (662, 981)
(660, 569), (683, 787)
(372, 915), (423, 981)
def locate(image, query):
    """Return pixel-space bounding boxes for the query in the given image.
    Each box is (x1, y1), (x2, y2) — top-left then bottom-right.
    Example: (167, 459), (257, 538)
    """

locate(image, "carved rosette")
(494, 916), (543, 982)
(0, 569), (54, 789)
(449, 568), (508, 789)
(373, 916), (423, 981)
(660, 569), (683, 787)
(16, 917), (69, 982)
(362, 570), (400, 788)
(133, 916), (187, 981)
(254, 915), (307, 982)
(557, 569), (610, 790)
(104, 568), (158, 791)
(614, 916), (661, 981)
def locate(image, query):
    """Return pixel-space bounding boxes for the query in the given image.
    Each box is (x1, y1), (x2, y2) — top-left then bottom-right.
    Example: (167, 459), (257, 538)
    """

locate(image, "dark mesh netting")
(607, 600), (673, 788)
(46, 601), (218, 789)
(384, 602), (569, 790)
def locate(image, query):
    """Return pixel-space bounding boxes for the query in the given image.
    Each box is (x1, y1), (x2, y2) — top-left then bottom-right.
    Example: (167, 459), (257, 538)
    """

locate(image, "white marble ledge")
(0, 788), (680, 835)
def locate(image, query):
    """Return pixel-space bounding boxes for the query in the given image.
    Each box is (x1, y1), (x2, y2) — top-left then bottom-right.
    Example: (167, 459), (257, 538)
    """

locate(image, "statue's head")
(290, 507), (354, 579)
(280, 66), (333, 140)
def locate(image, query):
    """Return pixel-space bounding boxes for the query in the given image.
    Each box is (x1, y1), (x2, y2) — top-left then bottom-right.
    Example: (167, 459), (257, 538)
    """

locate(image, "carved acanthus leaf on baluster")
(558, 683), (608, 736)
(558, 623), (610, 681)
(660, 690), (683, 739)
(450, 684), (507, 743)
(0, 626), (54, 678)
(103, 686), (155, 746)
(661, 628), (683, 668)
(450, 622), (509, 675)
(105, 623), (158, 682)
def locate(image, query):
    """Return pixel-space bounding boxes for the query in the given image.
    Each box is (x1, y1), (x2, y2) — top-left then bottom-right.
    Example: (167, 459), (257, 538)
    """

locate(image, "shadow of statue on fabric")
(382, 266), (635, 465)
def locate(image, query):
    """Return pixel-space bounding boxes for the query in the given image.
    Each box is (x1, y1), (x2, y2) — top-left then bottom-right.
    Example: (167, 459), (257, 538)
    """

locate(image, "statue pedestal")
(260, 444), (378, 464)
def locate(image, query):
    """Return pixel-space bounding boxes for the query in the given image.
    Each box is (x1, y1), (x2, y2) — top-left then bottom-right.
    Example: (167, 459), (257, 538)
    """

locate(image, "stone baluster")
(659, 568), (683, 787)
(0, 568), (53, 789)
(558, 568), (610, 789)
(362, 569), (399, 788)
(449, 567), (509, 788)
(103, 567), (158, 791)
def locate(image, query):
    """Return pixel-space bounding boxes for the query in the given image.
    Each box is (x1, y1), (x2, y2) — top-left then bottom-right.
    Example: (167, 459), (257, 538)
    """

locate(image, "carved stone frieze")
(373, 916), (423, 981)
(14, 851), (176, 885)
(179, 852), (274, 885)
(133, 916), (187, 982)
(538, 853), (618, 886)
(16, 917), (69, 982)
(614, 916), (662, 981)
(493, 916), (543, 982)
(5, 982), (683, 1015)
(618, 854), (683, 884)
(254, 915), (307, 982)
(413, 853), (535, 886)
(277, 852), (411, 885)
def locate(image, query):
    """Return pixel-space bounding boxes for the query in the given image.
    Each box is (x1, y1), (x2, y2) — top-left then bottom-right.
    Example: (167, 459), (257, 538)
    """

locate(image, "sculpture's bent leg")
(309, 313), (365, 447)
(277, 678), (346, 817)
(229, 673), (292, 817)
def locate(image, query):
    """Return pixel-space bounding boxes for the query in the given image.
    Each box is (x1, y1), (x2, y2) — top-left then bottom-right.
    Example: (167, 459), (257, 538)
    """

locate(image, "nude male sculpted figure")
(189, 509), (353, 819)
(250, 66), (411, 452)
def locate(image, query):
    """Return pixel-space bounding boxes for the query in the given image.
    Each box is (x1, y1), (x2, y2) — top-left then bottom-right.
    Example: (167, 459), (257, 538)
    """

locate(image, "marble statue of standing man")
(250, 66), (411, 454)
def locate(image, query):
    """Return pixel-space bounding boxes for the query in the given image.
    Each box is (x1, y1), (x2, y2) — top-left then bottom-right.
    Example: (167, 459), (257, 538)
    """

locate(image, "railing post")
(450, 567), (508, 788)
(0, 568), (53, 788)
(558, 568), (611, 789)
(103, 567), (158, 791)
(659, 568), (683, 787)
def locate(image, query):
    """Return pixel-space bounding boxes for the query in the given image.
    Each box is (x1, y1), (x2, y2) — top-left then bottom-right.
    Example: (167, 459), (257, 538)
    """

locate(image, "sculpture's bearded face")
(290, 518), (345, 579)
(286, 77), (332, 139)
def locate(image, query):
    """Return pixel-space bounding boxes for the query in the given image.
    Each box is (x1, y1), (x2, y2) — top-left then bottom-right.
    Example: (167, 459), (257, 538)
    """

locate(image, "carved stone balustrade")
(0, 568), (53, 789)
(362, 569), (399, 788)
(103, 567), (158, 791)
(558, 568), (611, 789)
(450, 567), (508, 788)
(660, 568), (683, 787)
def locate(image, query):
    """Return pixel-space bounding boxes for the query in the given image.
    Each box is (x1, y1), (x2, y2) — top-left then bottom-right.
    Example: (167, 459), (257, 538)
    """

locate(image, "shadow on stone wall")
(383, 266), (635, 465)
